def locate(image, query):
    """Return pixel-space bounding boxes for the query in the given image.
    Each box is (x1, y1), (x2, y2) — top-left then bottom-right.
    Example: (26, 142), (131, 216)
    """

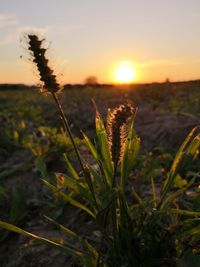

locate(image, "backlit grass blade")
(121, 122), (140, 192)
(130, 187), (142, 204)
(178, 225), (200, 239)
(186, 134), (200, 157)
(170, 209), (200, 216)
(9, 186), (27, 224)
(82, 133), (110, 188)
(55, 173), (94, 205)
(119, 193), (131, 228)
(159, 179), (195, 210)
(0, 221), (86, 257)
(95, 111), (113, 186)
(63, 154), (80, 180)
(42, 179), (95, 218)
(170, 127), (198, 176)
(161, 127), (198, 203)
(82, 132), (99, 162)
(151, 177), (157, 208)
(44, 216), (98, 263)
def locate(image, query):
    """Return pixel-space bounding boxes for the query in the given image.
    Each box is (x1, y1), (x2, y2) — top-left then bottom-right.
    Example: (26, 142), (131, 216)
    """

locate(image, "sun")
(114, 61), (136, 84)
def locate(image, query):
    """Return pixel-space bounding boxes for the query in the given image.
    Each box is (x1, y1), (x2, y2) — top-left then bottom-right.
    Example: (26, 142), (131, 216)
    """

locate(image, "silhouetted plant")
(0, 34), (200, 267)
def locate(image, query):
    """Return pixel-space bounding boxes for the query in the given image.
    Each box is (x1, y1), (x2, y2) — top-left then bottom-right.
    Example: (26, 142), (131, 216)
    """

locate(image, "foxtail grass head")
(107, 103), (136, 165)
(27, 34), (61, 94)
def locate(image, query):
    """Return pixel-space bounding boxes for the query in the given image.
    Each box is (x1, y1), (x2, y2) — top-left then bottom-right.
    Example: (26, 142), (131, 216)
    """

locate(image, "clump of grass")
(0, 34), (200, 267)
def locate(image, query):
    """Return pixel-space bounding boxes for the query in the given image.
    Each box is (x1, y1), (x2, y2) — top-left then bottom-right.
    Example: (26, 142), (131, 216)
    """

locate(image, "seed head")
(27, 34), (61, 93)
(107, 103), (136, 164)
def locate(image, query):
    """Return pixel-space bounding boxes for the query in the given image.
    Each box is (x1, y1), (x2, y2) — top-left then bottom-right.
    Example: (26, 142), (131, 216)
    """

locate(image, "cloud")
(0, 14), (19, 28)
(0, 13), (82, 47)
(138, 59), (183, 68)
(0, 34), (16, 46)
(0, 14), (20, 46)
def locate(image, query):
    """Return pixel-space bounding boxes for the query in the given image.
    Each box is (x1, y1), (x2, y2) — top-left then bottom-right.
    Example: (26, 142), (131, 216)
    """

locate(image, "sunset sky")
(1, 0), (200, 84)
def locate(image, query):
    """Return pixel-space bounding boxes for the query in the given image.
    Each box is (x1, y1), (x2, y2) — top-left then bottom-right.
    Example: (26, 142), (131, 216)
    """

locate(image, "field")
(0, 81), (200, 266)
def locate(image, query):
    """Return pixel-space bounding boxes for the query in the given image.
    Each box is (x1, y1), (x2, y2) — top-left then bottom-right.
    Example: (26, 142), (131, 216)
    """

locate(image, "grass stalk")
(51, 92), (99, 210)
(27, 34), (99, 210)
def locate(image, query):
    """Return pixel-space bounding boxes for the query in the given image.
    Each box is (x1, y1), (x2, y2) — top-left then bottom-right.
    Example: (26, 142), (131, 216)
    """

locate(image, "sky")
(1, 0), (200, 84)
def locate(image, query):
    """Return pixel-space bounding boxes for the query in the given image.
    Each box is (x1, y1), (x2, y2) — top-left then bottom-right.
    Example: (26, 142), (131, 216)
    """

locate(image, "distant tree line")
(0, 84), (36, 90)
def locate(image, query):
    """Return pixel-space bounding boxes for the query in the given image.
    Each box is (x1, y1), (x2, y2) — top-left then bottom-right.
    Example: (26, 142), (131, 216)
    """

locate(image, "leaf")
(65, 152), (100, 211)
(159, 179), (195, 210)
(178, 225), (200, 239)
(55, 173), (94, 205)
(170, 208), (200, 217)
(82, 132), (98, 162)
(82, 133), (111, 189)
(0, 186), (7, 197)
(44, 216), (98, 260)
(130, 187), (142, 204)
(86, 164), (104, 188)
(121, 122), (140, 192)
(170, 127), (198, 176)
(174, 174), (187, 188)
(119, 193), (131, 228)
(161, 127), (198, 204)
(34, 156), (48, 178)
(96, 191), (115, 227)
(151, 177), (157, 208)
(95, 111), (113, 186)
(63, 154), (79, 180)
(186, 134), (200, 158)
(9, 186), (27, 224)
(0, 221), (85, 258)
(42, 179), (95, 218)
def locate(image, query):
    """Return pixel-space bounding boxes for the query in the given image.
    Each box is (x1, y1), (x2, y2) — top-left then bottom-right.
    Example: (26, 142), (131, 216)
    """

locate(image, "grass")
(0, 35), (199, 267)
(0, 97), (199, 266)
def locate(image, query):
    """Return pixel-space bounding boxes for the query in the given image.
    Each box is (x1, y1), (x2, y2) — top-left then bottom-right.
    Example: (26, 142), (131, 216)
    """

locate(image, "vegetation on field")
(0, 35), (199, 267)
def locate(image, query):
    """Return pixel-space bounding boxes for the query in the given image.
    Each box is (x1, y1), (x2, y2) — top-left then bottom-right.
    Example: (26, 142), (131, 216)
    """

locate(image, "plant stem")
(51, 92), (99, 210)
(112, 155), (119, 188)
(51, 93), (82, 167)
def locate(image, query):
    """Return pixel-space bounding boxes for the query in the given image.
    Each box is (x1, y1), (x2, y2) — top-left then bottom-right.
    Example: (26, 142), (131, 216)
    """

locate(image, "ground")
(0, 81), (200, 266)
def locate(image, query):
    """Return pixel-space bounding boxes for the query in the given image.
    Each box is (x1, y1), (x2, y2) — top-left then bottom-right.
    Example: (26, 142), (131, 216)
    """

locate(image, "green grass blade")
(170, 127), (198, 176)
(186, 134), (200, 157)
(9, 186), (27, 224)
(159, 179), (195, 210)
(63, 154), (79, 180)
(0, 221), (85, 257)
(119, 193), (131, 228)
(55, 173), (94, 205)
(95, 111), (113, 186)
(121, 122), (140, 192)
(151, 177), (157, 208)
(82, 132), (110, 188)
(130, 187), (142, 204)
(82, 132), (99, 162)
(161, 127), (198, 203)
(42, 179), (95, 218)
(178, 225), (200, 239)
(170, 208), (200, 217)
(44, 216), (98, 259)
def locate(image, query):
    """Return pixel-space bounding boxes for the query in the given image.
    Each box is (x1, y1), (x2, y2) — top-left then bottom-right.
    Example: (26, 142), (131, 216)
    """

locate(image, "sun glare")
(114, 61), (136, 84)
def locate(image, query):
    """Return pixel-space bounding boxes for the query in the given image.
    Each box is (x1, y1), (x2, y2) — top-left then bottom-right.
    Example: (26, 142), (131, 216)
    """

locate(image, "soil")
(0, 87), (200, 267)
